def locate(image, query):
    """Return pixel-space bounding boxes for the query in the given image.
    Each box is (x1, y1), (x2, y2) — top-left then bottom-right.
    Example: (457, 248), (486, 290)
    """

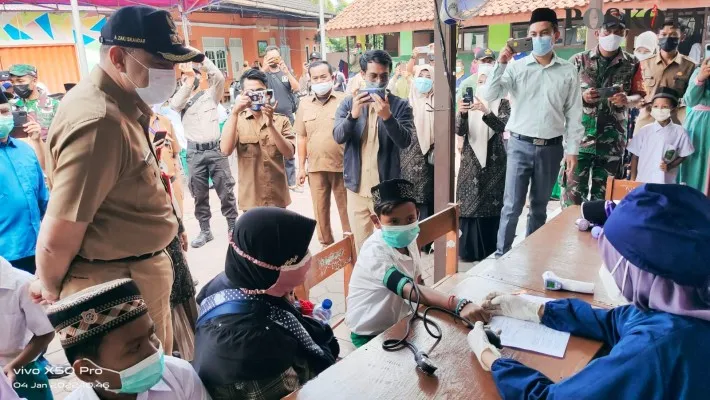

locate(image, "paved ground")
(46, 156), (561, 398)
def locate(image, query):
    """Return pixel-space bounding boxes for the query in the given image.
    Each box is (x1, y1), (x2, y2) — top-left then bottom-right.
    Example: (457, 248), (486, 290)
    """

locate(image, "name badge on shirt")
(281, 75), (289, 83)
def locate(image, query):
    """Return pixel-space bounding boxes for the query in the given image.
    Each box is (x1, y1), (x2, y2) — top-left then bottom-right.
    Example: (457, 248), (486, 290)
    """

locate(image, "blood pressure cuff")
(383, 266), (413, 297)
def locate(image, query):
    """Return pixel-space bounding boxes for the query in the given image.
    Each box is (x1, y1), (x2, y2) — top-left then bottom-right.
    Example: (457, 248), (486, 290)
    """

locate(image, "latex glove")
(467, 321), (501, 372)
(483, 292), (542, 323)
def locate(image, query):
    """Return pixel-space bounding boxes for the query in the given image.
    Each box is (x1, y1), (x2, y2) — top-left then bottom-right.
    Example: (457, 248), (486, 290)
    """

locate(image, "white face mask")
(634, 51), (654, 61)
(123, 52), (177, 106)
(599, 34), (624, 52)
(651, 107), (672, 122)
(598, 259), (630, 305)
(477, 63), (494, 78)
(311, 81), (333, 96)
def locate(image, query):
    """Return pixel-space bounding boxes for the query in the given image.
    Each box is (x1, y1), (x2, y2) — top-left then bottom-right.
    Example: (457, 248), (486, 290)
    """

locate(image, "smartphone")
(153, 130), (167, 144)
(507, 37), (533, 54)
(0, 71), (9, 81)
(705, 44), (710, 62)
(358, 87), (385, 102)
(463, 87), (474, 104)
(12, 110), (27, 128)
(597, 86), (621, 99)
(414, 46), (430, 54)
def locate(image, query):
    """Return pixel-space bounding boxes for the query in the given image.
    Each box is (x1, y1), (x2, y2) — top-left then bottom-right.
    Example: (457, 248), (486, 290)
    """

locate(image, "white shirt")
(66, 356), (211, 400)
(0, 257), (54, 366)
(688, 43), (703, 65)
(346, 230), (422, 336)
(484, 53), (584, 155)
(627, 121), (694, 184)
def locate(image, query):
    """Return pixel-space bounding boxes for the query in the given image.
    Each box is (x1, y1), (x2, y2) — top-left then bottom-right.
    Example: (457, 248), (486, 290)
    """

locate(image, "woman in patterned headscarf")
(193, 207), (338, 400)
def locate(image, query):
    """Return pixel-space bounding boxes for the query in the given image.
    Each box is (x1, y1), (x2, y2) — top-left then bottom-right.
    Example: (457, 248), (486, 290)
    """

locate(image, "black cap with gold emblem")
(100, 5), (204, 63)
(475, 48), (496, 61)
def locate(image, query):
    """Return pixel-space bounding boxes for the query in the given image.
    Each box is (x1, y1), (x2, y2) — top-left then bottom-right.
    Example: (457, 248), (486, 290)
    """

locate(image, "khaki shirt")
(357, 105), (380, 198)
(234, 110), (295, 210)
(294, 91), (345, 173)
(170, 57), (225, 144)
(636, 52), (697, 132)
(45, 67), (178, 260)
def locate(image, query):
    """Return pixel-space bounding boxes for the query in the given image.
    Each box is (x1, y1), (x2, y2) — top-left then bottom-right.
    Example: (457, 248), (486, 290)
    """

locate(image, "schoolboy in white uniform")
(346, 179), (490, 347)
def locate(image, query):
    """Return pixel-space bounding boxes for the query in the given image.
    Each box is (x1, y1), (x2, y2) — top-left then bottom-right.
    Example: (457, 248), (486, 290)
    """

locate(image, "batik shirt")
(570, 48), (642, 160)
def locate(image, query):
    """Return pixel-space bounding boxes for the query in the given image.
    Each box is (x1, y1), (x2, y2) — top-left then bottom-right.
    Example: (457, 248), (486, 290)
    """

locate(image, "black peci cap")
(371, 179), (417, 208)
(310, 52), (322, 60)
(530, 7), (558, 26)
(100, 6), (204, 63)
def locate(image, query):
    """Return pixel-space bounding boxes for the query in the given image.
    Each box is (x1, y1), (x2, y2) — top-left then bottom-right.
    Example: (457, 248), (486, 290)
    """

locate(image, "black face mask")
(13, 84), (32, 99)
(658, 37), (680, 52)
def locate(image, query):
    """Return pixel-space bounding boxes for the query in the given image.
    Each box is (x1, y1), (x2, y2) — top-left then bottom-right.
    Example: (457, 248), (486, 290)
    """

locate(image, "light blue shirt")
(484, 53), (584, 155)
(0, 137), (49, 261)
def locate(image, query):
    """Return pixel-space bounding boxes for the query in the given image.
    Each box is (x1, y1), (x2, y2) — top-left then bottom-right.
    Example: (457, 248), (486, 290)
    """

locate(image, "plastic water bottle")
(312, 299), (333, 324)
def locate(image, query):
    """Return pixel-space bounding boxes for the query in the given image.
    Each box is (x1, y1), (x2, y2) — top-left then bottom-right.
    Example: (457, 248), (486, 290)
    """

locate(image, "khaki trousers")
(346, 190), (375, 253)
(60, 251), (175, 355)
(309, 172), (351, 246)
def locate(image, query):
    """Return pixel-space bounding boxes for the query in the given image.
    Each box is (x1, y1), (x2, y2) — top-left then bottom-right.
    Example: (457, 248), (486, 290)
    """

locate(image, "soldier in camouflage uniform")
(559, 12), (644, 206)
(8, 64), (60, 172)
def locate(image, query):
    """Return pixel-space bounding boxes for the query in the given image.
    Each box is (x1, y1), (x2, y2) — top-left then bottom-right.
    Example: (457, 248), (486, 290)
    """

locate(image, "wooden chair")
(605, 177), (643, 201)
(294, 233), (357, 327)
(416, 203), (461, 279)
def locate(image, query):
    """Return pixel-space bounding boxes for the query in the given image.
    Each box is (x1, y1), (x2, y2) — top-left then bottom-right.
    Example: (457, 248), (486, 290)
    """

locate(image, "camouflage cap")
(9, 64), (37, 77)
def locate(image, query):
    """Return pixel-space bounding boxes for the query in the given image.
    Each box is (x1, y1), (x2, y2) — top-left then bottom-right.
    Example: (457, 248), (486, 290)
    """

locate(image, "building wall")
(0, 10), (106, 92)
(182, 12), (319, 82)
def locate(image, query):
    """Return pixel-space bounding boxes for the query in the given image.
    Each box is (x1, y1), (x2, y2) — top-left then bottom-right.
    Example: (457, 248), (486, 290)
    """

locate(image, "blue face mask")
(88, 344), (165, 394)
(414, 77), (433, 94)
(532, 35), (554, 57)
(0, 116), (13, 140)
(381, 221), (421, 249)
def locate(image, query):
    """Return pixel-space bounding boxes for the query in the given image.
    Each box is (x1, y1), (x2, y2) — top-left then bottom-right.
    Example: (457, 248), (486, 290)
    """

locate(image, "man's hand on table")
(482, 292), (543, 323)
(460, 303), (491, 324)
(467, 321), (502, 372)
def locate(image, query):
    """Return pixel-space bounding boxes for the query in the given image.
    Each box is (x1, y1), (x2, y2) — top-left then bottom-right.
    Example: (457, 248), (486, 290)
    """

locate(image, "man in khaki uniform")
(29, 6), (204, 354)
(221, 69), (296, 210)
(636, 19), (697, 133)
(295, 61), (351, 247)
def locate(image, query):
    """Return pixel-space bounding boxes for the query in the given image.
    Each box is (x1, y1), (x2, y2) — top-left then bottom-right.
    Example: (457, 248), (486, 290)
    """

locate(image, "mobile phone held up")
(507, 37), (533, 54)
(247, 89), (275, 106)
(597, 86), (621, 99)
(463, 87), (474, 104)
(0, 71), (9, 81)
(358, 87), (386, 103)
(153, 130), (167, 144)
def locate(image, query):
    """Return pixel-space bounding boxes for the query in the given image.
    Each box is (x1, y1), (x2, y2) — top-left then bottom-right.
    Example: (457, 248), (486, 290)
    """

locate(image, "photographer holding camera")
(220, 69), (296, 211)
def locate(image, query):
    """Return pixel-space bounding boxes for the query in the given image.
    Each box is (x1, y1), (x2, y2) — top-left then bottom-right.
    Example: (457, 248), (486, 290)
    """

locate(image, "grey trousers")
(496, 135), (563, 255)
(187, 147), (238, 229)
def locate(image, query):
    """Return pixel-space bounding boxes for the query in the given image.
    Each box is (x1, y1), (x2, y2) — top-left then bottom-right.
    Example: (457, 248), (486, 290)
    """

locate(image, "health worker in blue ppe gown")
(467, 183), (710, 400)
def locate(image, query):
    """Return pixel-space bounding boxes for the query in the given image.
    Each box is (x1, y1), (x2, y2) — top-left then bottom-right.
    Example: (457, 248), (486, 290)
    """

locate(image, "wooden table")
(288, 207), (609, 399)
(477, 206), (619, 307)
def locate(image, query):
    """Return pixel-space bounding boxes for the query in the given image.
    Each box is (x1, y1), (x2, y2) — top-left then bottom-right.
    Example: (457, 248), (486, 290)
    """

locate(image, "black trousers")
(9, 255), (36, 274)
(186, 145), (238, 229)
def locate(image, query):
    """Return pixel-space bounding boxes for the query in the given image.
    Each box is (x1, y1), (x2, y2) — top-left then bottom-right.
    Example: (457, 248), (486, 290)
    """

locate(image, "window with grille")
(458, 27), (487, 52)
(202, 37), (228, 75)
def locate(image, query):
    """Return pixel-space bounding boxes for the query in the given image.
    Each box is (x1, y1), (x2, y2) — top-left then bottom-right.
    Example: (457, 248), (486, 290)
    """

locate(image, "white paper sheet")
(487, 294), (571, 358)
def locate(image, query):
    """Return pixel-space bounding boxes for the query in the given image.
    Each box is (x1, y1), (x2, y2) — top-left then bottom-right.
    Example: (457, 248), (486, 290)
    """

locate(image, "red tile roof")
(326, 0), (648, 34)
(475, 0), (644, 17)
(326, 0), (435, 32)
